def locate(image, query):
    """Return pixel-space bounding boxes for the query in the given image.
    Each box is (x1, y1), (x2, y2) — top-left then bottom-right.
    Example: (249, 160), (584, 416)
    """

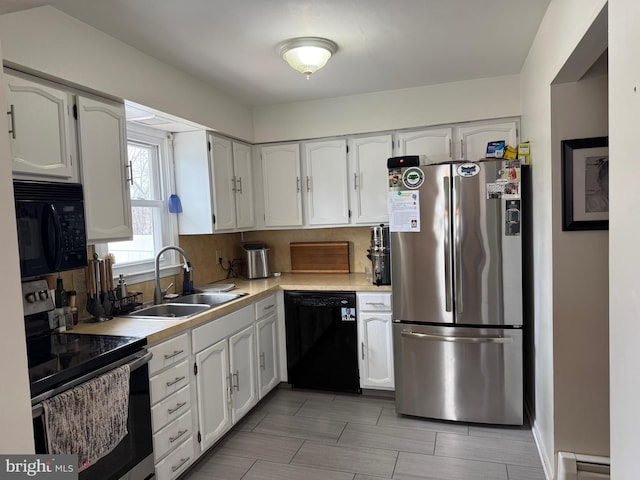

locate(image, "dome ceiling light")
(279, 37), (338, 79)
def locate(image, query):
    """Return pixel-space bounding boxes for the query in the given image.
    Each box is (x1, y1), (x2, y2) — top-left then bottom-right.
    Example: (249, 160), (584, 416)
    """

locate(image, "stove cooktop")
(27, 332), (146, 399)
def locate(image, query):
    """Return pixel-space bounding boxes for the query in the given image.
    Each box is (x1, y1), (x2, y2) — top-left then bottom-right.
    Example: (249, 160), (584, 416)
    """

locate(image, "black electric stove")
(23, 279), (146, 399)
(27, 332), (146, 398)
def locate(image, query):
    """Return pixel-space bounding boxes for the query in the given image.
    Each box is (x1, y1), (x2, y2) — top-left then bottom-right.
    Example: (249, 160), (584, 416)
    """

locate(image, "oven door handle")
(31, 350), (153, 418)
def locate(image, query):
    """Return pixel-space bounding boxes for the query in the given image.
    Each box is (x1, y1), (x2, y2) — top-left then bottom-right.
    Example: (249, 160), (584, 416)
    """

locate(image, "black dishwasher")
(284, 291), (361, 394)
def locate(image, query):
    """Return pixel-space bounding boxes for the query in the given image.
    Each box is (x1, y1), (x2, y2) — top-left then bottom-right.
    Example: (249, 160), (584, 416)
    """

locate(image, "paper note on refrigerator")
(388, 191), (420, 232)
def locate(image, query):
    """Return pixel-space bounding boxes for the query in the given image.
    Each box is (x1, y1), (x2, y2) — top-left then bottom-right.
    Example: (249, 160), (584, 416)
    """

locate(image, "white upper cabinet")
(174, 131), (254, 234)
(455, 121), (518, 161)
(5, 72), (76, 180)
(396, 127), (453, 164)
(348, 134), (393, 225)
(76, 95), (132, 243)
(260, 144), (303, 227)
(303, 139), (349, 226)
(209, 134), (236, 231)
(232, 141), (255, 230)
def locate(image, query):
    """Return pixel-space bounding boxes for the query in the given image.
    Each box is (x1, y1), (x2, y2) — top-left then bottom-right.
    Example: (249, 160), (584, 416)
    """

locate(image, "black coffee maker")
(367, 224), (391, 286)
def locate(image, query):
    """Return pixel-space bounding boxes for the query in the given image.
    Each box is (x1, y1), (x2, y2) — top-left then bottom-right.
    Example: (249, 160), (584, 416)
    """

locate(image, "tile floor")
(181, 387), (545, 480)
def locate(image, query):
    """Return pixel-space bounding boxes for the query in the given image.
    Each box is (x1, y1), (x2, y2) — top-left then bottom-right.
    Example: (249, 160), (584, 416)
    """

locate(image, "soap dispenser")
(117, 274), (128, 299)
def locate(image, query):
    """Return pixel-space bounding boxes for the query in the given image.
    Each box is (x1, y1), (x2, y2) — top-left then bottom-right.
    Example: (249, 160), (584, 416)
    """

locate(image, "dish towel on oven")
(42, 364), (130, 471)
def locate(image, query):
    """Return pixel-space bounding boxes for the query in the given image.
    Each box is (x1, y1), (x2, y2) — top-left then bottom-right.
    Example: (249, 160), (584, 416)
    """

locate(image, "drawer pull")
(263, 304), (275, 311)
(169, 429), (188, 443)
(166, 376), (186, 387)
(365, 302), (387, 307)
(260, 352), (265, 370)
(171, 457), (190, 472)
(168, 401), (187, 414)
(164, 349), (184, 360)
(361, 341), (365, 360)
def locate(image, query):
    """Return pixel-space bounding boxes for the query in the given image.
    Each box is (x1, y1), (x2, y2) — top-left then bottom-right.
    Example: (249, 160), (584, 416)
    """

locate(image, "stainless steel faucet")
(154, 245), (193, 304)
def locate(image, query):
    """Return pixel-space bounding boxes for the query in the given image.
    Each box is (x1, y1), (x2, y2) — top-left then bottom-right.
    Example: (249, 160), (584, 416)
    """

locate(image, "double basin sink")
(127, 292), (247, 320)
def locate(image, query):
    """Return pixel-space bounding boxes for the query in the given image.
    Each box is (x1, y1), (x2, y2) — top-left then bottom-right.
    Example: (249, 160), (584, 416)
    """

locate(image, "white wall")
(609, 0), (640, 477)
(253, 75), (520, 142)
(0, 39), (35, 453)
(519, 0), (607, 477)
(551, 73), (609, 456)
(0, 6), (254, 142)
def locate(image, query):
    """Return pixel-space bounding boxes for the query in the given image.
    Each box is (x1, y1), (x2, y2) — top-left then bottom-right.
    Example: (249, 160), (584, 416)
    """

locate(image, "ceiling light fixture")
(279, 37), (338, 79)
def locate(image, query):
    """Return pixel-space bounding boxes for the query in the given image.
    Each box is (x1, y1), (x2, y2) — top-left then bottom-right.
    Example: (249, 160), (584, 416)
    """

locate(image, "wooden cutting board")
(290, 241), (350, 273)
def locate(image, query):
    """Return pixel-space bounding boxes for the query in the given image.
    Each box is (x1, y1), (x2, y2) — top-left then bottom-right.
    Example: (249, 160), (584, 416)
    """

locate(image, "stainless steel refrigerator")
(388, 156), (526, 425)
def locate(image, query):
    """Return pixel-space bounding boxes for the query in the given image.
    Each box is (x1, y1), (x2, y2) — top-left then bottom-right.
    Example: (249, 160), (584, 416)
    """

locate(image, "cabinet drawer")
(155, 434), (194, 480)
(150, 360), (190, 404)
(255, 294), (277, 319)
(149, 333), (190, 375)
(153, 410), (193, 462)
(357, 293), (392, 312)
(151, 385), (192, 433)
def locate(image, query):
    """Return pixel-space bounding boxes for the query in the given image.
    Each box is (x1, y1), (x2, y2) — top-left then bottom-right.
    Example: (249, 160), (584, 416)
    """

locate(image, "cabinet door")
(304, 139), (349, 225)
(173, 130), (214, 234)
(358, 312), (394, 390)
(232, 141), (255, 230)
(5, 72), (75, 179)
(229, 325), (258, 423)
(256, 313), (278, 398)
(349, 135), (393, 224)
(456, 121), (518, 161)
(195, 339), (232, 452)
(209, 134), (236, 231)
(261, 144), (302, 227)
(76, 96), (133, 242)
(396, 128), (453, 163)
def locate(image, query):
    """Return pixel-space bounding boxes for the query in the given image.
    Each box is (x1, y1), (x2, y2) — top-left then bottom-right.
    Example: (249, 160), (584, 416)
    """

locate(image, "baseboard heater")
(557, 452), (610, 480)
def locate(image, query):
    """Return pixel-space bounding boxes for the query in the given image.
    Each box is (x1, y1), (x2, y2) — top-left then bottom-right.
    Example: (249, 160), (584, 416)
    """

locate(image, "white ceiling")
(40, 0), (551, 108)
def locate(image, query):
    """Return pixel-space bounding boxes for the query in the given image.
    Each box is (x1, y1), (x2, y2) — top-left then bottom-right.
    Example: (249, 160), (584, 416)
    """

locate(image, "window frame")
(95, 123), (182, 284)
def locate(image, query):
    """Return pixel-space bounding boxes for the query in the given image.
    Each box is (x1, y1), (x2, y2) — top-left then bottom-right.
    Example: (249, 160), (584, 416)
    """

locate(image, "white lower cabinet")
(148, 333), (196, 480)
(255, 294), (279, 398)
(357, 292), (394, 390)
(191, 305), (258, 453)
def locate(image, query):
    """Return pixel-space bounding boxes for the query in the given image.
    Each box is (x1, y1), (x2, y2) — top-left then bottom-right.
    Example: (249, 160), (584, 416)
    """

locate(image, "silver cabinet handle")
(354, 172), (358, 190)
(231, 176), (236, 192)
(400, 330), (512, 344)
(365, 302), (386, 307)
(306, 176), (311, 192)
(169, 429), (188, 443)
(164, 349), (184, 360)
(125, 161), (134, 185)
(7, 105), (16, 139)
(236, 177), (243, 193)
(171, 457), (190, 472)
(232, 370), (240, 391)
(361, 341), (365, 360)
(296, 176), (301, 192)
(166, 376), (186, 387)
(460, 139), (464, 160)
(168, 401), (187, 414)
(260, 352), (265, 370)
(444, 177), (453, 313)
(263, 304), (275, 311)
(449, 138), (452, 158)
(226, 373), (233, 402)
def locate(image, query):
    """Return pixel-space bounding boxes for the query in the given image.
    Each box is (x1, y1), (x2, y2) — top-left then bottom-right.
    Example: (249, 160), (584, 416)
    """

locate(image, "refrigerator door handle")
(400, 330), (513, 344)
(454, 176), (463, 313)
(443, 177), (453, 312)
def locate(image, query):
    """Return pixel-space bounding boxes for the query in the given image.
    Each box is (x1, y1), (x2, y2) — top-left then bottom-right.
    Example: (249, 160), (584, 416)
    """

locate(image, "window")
(96, 124), (180, 281)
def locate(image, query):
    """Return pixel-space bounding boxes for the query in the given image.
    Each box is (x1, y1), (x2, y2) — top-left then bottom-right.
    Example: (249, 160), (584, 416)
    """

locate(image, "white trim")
(526, 400), (553, 480)
(114, 264), (182, 287)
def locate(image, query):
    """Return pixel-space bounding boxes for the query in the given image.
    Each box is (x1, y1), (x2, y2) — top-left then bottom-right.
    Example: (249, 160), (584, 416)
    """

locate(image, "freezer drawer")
(393, 323), (523, 425)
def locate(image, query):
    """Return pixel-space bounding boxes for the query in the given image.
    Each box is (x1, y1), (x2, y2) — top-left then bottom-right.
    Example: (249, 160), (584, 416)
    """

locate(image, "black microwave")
(14, 180), (88, 278)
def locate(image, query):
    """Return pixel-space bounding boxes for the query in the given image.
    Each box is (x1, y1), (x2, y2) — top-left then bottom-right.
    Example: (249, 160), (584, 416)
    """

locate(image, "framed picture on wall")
(561, 136), (609, 231)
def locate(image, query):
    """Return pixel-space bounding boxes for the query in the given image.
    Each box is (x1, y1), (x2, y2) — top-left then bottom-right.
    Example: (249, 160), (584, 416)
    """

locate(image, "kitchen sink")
(127, 303), (211, 319)
(172, 292), (247, 306)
